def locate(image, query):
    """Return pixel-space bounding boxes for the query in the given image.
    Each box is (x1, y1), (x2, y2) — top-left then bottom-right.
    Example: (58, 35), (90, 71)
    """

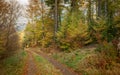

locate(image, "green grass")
(0, 50), (27, 75)
(52, 49), (94, 70)
(35, 54), (47, 63)
(33, 52), (62, 75)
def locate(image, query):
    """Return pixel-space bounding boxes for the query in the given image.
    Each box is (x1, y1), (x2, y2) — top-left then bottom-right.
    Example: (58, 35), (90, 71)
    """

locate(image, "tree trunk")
(41, 0), (45, 39)
(54, 0), (58, 41)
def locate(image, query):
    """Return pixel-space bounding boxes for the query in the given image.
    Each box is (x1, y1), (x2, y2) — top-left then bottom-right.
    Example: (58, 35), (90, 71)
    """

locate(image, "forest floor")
(23, 46), (96, 75)
(24, 48), (79, 75)
(0, 49), (62, 75)
(0, 48), (80, 75)
(1, 46), (120, 75)
(51, 46), (120, 75)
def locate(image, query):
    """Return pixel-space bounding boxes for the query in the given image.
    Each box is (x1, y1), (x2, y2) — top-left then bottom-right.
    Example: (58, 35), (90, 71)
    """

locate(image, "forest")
(0, 0), (120, 75)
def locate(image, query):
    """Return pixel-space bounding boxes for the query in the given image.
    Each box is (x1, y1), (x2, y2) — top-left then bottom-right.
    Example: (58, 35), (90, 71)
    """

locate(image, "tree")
(45, 0), (64, 41)
(0, 0), (21, 59)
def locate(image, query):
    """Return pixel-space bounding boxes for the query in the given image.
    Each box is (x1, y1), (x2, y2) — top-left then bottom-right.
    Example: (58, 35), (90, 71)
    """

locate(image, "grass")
(32, 52), (62, 75)
(52, 48), (120, 75)
(0, 50), (27, 75)
(52, 48), (94, 70)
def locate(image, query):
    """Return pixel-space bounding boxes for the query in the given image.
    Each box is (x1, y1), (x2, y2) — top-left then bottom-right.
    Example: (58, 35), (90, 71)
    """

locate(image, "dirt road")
(23, 48), (79, 75)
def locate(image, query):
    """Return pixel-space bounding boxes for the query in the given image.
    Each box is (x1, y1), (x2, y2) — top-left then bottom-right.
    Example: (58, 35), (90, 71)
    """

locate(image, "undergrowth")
(0, 50), (27, 75)
(52, 47), (120, 75)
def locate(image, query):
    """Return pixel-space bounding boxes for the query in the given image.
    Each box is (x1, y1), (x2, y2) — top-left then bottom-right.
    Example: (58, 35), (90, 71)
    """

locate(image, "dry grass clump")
(76, 53), (120, 75)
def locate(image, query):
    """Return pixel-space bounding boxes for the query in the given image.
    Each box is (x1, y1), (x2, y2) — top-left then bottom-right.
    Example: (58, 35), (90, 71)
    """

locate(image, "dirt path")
(32, 49), (80, 75)
(23, 48), (80, 75)
(23, 51), (39, 75)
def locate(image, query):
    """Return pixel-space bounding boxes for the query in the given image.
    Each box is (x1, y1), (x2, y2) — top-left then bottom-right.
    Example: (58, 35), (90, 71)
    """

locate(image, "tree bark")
(54, 0), (58, 41)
